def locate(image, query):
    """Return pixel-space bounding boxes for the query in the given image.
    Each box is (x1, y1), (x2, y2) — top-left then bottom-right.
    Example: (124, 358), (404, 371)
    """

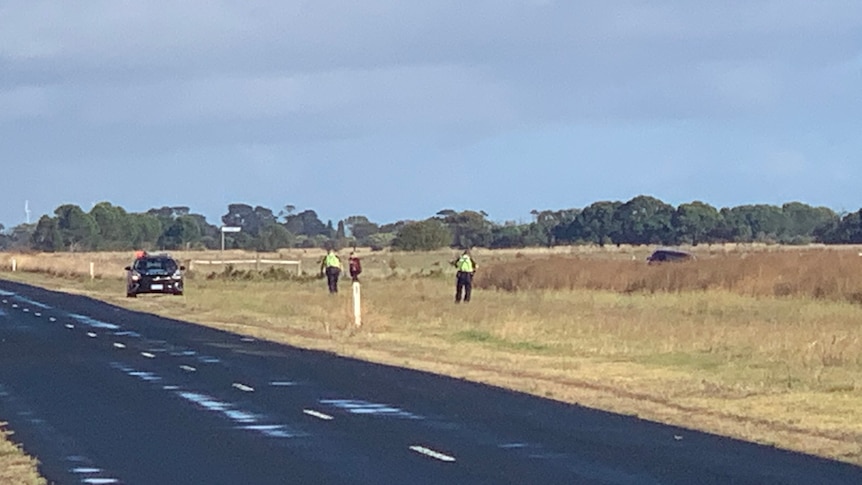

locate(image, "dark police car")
(125, 253), (185, 297)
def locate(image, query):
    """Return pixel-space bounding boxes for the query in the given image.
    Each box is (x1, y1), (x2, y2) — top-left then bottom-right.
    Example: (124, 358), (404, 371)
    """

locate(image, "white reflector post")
(352, 281), (361, 327)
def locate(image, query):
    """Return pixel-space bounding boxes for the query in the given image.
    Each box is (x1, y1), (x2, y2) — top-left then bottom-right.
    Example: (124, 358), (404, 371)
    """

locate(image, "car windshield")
(134, 258), (177, 273)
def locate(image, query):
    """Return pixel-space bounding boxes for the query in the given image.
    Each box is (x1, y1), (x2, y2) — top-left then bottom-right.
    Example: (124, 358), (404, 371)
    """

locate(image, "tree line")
(0, 196), (861, 253)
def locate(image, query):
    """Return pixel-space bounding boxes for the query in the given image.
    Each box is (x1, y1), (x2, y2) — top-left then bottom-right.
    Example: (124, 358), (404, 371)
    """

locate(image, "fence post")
(11, 258), (16, 272)
(90, 262), (95, 279)
(352, 281), (361, 327)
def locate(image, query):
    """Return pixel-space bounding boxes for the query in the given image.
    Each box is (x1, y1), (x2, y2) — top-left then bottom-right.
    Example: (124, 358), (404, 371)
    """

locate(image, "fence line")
(190, 259), (302, 274)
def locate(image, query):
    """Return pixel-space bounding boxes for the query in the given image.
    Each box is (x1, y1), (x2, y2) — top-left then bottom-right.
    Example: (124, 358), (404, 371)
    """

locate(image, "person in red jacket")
(348, 252), (362, 282)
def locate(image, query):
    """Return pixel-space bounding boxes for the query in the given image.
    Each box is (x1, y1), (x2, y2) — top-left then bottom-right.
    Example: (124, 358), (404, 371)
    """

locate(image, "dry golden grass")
(2, 244), (862, 472)
(0, 424), (45, 485)
(478, 246), (862, 301)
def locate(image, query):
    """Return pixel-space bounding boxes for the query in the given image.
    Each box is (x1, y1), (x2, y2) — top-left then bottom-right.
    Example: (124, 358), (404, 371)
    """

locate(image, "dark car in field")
(125, 254), (185, 297)
(647, 248), (694, 264)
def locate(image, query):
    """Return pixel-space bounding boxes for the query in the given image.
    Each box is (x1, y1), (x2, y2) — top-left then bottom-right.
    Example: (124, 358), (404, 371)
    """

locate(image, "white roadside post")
(11, 258), (16, 272)
(220, 226), (242, 255)
(352, 281), (361, 327)
(89, 262), (95, 280)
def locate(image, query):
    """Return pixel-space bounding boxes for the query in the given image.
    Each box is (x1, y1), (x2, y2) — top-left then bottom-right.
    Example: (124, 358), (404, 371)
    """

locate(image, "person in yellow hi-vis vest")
(320, 249), (342, 294)
(452, 249), (477, 303)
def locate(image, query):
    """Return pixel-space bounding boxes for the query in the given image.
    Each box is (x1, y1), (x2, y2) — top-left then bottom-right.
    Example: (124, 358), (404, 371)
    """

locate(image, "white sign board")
(221, 226), (242, 233)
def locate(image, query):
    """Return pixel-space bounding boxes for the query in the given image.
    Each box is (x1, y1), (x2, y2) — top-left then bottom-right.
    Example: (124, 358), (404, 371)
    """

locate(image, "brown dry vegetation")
(0, 424), (45, 485)
(1, 244), (862, 478)
(477, 247), (862, 303)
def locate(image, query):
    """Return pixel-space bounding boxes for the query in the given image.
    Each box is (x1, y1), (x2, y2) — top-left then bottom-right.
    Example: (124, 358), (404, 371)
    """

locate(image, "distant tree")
(559, 201), (622, 246)
(782, 202), (839, 243)
(127, 213), (163, 249)
(489, 224), (528, 249)
(278, 204), (297, 222)
(31, 216), (63, 251)
(610, 196), (676, 245)
(717, 204), (786, 243)
(711, 207), (753, 242)
(748, 205), (788, 242)
(90, 202), (132, 250)
(158, 215), (202, 250)
(437, 210), (494, 248)
(184, 213), (220, 249)
(379, 220), (409, 235)
(7, 223), (36, 251)
(392, 219), (452, 251)
(526, 209), (578, 247)
(256, 224), (295, 251)
(673, 201), (722, 245)
(365, 232), (396, 250)
(221, 204), (277, 236)
(283, 209), (328, 237)
(146, 206), (190, 225)
(344, 215), (380, 244)
(819, 209), (862, 243)
(54, 204), (99, 251)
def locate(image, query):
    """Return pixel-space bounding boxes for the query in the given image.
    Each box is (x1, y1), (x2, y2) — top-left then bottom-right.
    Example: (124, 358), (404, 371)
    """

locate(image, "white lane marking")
(69, 313), (120, 330)
(270, 381), (298, 387)
(113, 343), (126, 349)
(49, 317), (56, 322)
(320, 399), (422, 419)
(65, 324), (75, 329)
(499, 443), (528, 449)
(232, 383), (254, 392)
(409, 445), (456, 462)
(71, 467), (101, 473)
(128, 371), (161, 382)
(113, 330), (141, 337)
(83, 479), (120, 484)
(180, 365), (197, 372)
(141, 352), (155, 359)
(14, 296), (51, 309)
(177, 392), (256, 423)
(163, 385), (180, 390)
(12, 304), (18, 308)
(240, 337), (255, 342)
(87, 332), (97, 338)
(239, 424), (297, 438)
(34, 312), (41, 317)
(303, 409), (334, 421)
(22, 308), (29, 312)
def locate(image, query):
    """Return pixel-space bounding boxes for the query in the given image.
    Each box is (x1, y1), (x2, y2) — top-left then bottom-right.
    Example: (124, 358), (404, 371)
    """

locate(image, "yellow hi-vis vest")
(324, 253), (341, 268)
(457, 255), (474, 272)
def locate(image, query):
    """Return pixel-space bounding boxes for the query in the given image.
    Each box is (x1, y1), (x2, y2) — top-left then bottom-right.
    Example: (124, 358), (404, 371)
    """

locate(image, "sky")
(1, 1), (860, 229)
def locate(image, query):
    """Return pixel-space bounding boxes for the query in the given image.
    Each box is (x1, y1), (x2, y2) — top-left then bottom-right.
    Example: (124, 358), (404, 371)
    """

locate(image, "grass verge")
(0, 423), (45, 485)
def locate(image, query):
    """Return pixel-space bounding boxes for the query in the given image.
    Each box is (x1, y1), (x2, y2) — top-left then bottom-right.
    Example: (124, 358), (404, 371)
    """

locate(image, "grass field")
(1, 244), (862, 481)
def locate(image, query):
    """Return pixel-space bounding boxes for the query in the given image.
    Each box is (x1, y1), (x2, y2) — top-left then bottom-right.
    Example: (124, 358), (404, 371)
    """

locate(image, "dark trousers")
(325, 267), (341, 293)
(455, 271), (473, 302)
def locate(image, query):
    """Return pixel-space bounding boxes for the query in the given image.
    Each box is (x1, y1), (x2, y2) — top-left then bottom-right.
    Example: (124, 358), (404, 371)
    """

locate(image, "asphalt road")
(1, 279), (860, 485)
